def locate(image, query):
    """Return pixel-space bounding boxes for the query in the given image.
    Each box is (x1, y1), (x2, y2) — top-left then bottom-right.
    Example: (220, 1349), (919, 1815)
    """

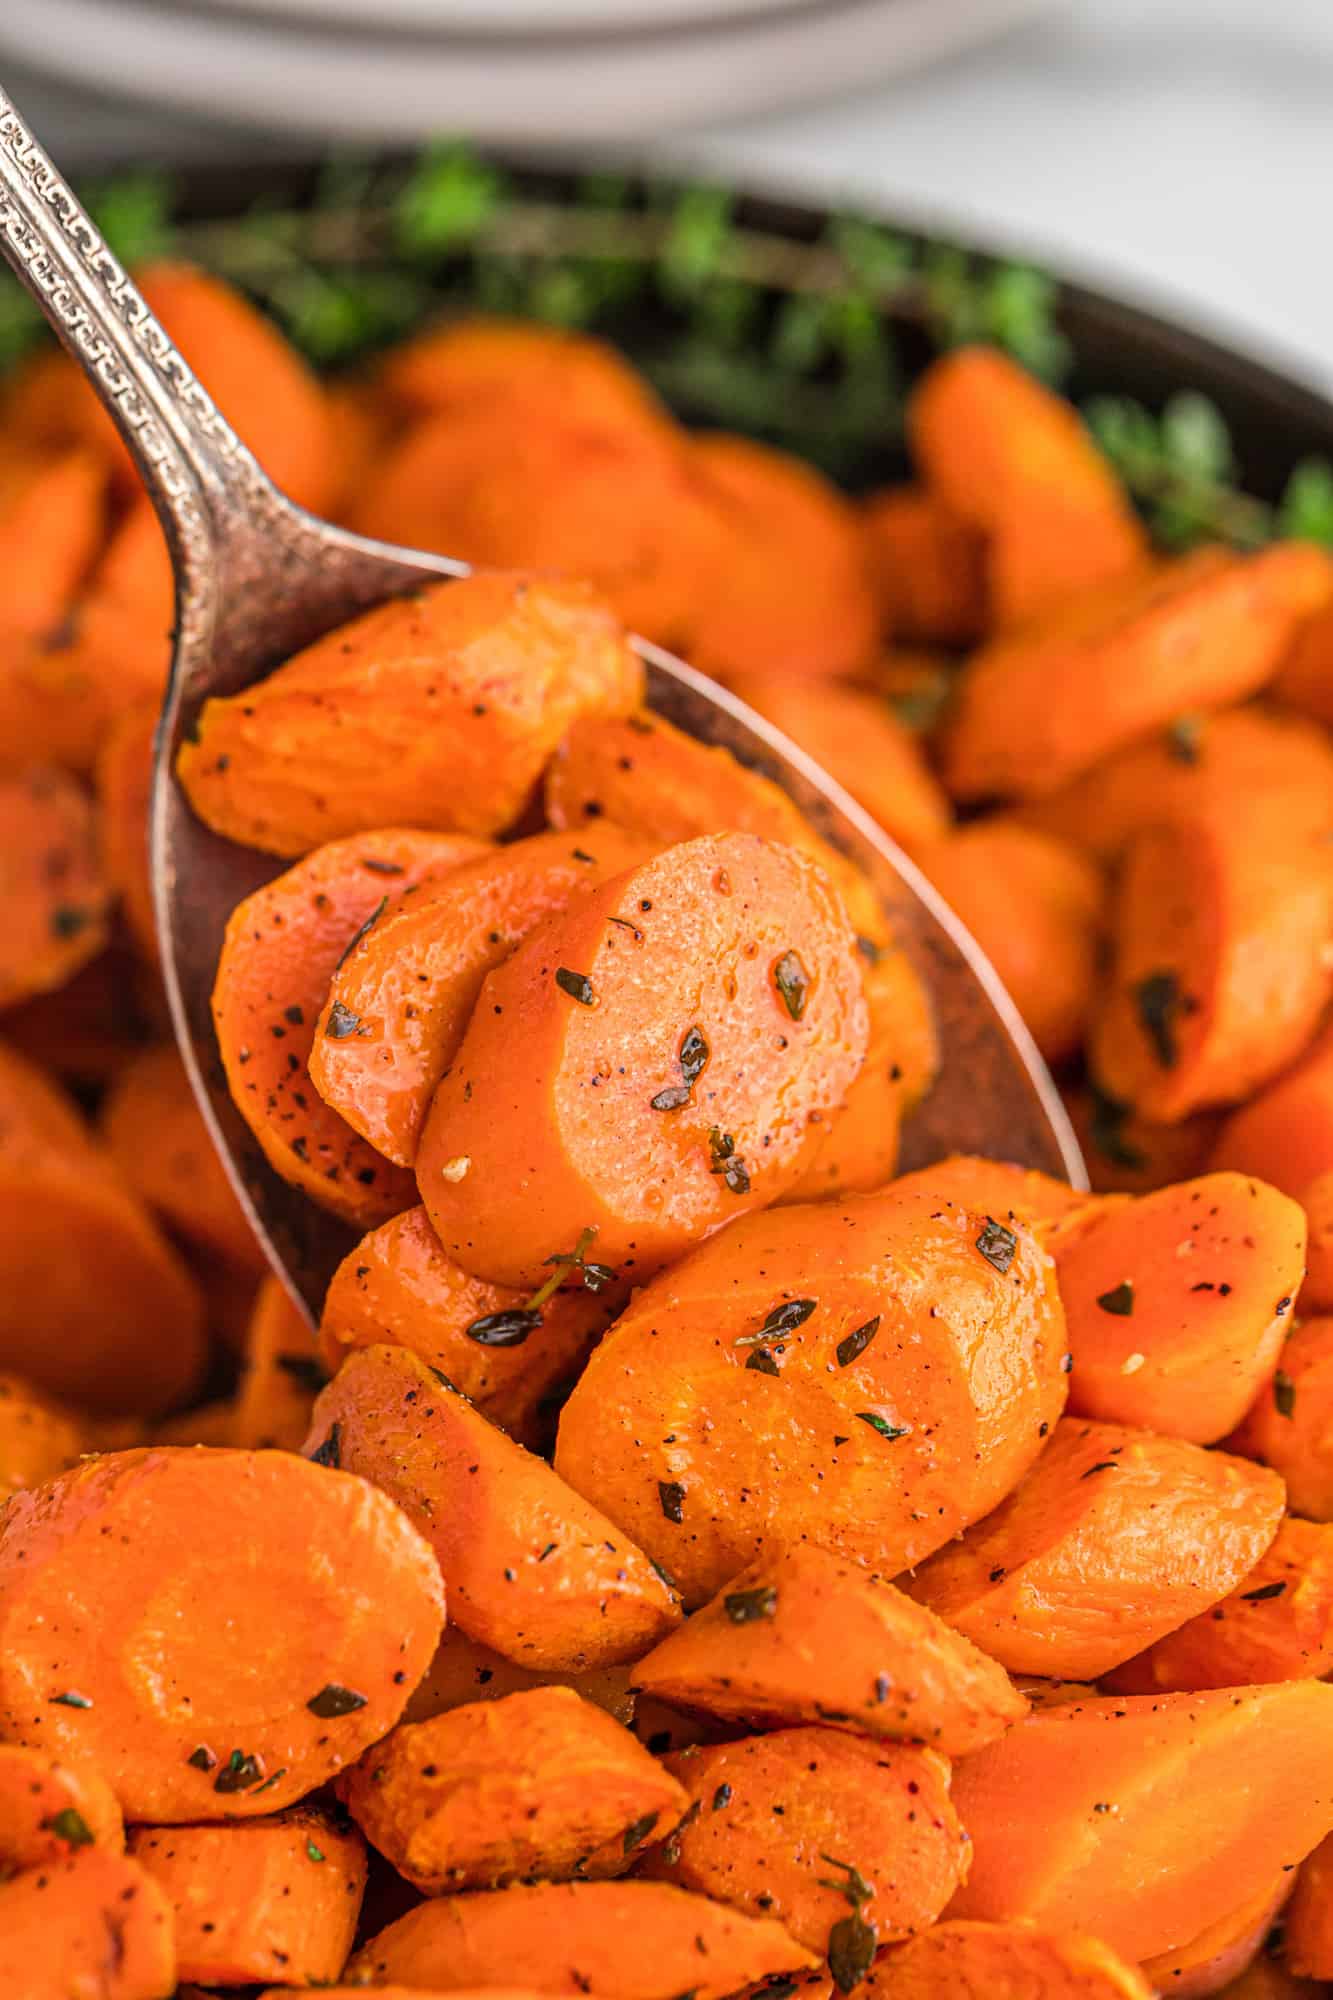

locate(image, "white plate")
(0, 0), (1058, 144)
(187, 0), (817, 33)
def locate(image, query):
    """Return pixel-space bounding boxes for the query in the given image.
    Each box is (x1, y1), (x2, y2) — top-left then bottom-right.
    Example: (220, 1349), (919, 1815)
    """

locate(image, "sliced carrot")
(0, 1372), (84, 1499)
(128, 1808), (365, 1986)
(418, 833), (869, 1288)
(555, 1185), (1068, 1607)
(0, 1847), (175, 1999)
(379, 316), (669, 432)
(1273, 596), (1333, 728)
(1213, 1960), (1325, 2000)
(947, 1681), (1333, 1961)
(179, 573), (642, 855)
(259, 1991), (546, 2000)
(346, 1879), (816, 1998)
(725, 673), (951, 855)
(908, 1416), (1283, 1676)
(324, 377), (404, 520)
(1141, 1876), (1289, 2000)
(781, 953), (908, 1202)
(1106, 1516), (1333, 1694)
(1302, 1170), (1333, 1312)
(343, 1684), (688, 1892)
(1065, 1087), (1223, 1197)
(306, 1342), (681, 1669)
(1228, 1318), (1333, 1521)
(1284, 1830), (1333, 1979)
(869, 1921), (1154, 1998)
(943, 545), (1332, 800)
(94, 498), (174, 630)
(402, 1623), (634, 1728)
(311, 825), (648, 1167)
(320, 1206), (616, 1450)
(1210, 1024), (1333, 1292)
(631, 1542), (1025, 1755)
(0, 448), (106, 642)
(644, 1727), (966, 1955)
(0, 1742), (124, 1869)
(0, 766), (111, 1007)
(229, 1274), (326, 1451)
(885, 1154), (1084, 1228)
(211, 827), (488, 1229)
(860, 485), (987, 646)
(94, 699), (158, 964)
(0, 1445), (444, 1820)
(0, 346), (124, 470)
(1052, 1172), (1306, 1443)
(0, 587), (167, 778)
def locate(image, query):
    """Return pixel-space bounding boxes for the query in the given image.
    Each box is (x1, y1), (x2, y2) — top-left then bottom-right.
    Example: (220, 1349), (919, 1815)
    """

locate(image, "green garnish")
(1165, 715), (1203, 764)
(707, 1127), (751, 1196)
(975, 1217), (1018, 1274)
(465, 1308), (542, 1348)
(43, 1808), (93, 1846)
(1086, 1086), (1147, 1172)
(828, 1912), (878, 1994)
(555, 967), (595, 1005)
(1135, 970), (1186, 1069)
(724, 1585), (778, 1624)
(658, 1480), (686, 1524)
(324, 1001), (363, 1039)
(1274, 1370), (1296, 1419)
(1240, 1581), (1287, 1603)
(306, 1839), (326, 1862)
(307, 1684), (368, 1718)
(336, 896), (387, 971)
(214, 1750), (265, 1795)
(836, 1317), (880, 1367)
(1096, 1281), (1135, 1317)
(49, 1691), (92, 1709)
(50, 906), (91, 939)
(857, 1412), (909, 1441)
(622, 1811), (660, 1855)
(308, 1422), (341, 1468)
(772, 949), (811, 1021)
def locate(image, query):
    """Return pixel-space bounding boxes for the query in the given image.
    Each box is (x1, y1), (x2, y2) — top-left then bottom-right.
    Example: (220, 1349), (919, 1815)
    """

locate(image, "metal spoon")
(0, 87), (1084, 1322)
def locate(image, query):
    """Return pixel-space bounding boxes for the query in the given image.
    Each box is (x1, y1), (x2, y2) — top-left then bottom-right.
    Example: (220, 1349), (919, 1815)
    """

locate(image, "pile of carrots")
(0, 263), (1332, 2000)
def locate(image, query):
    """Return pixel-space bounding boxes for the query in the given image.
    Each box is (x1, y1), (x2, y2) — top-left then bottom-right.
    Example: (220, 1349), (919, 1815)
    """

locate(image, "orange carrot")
(0, 1445), (444, 1820)
(1065, 1087), (1222, 1198)
(555, 1185), (1068, 1607)
(229, 1274), (326, 1451)
(1273, 596), (1333, 728)
(631, 1542), (1026, 1755)
(1284, 1830), (1333, 1979)
(402, 1623), (634, 1729)
(0, 587), (167, 779)
(1210, 1025), (1333, 1296)
(0, 1372), (84, 1499)
(1211, 1960), (1325, 2000)
(908, 1417), (1284, 1676)
(868, 1921), (1154, 1998)
(0, 765), (111, 1008)
(0, 1742), (124, 1870)
(1052, 1172), (1307, 1443)
(0, 448), (106, 642)
(1228, 1318), (1333, 1521)
(782, 950), (913, 1203)
(1301, 1170), (1333, 1312)
(1140, 1876), (1290, 2000)
(94, 699), (158, 964)
(306, 1342), (681, 1669)
(885, 1154), (1084, 1229)
(379, 316), (669, 433)
(860, 486), (987, 646)
(0, 1847), (176, 1999)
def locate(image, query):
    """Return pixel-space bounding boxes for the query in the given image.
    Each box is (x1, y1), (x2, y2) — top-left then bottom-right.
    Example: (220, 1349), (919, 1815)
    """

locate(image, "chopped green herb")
(187, 1746), (217, 1771)
(650, 1084), (692, 1112)
(857, 1412), (909, 1441)
(679, 1025), (709, 1086)
(465, 1308), (542, 1347)
(325, 1000), (363, 1039)
(818, 1856), (875, 1909)
(658, 1480), (686, 1524)
(1165, 715), (1203, 764)
(525, 1226), (609, 1310)
(746, 1347), (780, 1376)
(772, 949), (811, 1021)
(975, 1217), (1018, 1273)
(622, 1810), (660, 1855)
(836, 1317), (880, 1368)
(828, 1911), (878, 1994)
(760, 1298), (817, 1335)
(336, 896), (387, 970)
(308, 1422), (341, 1468)
(307, 1684), (368, 1718)
(1081, 1461), (1119, 1479)
(1274, 1369), (1296, 1419)
(306, 1838), (326, 1862)
(1086, 1086), (1147, 1171)
(707, 1126), (751, 1195)
(854, 934), (883, 966)
(214, 1750), (265, 1795)
(555, 967), (595, 1005)
(42, 1807), (93, 1846)
(1135, 970), (1186, 1069)
(50, 905), (91, 939)
(1240, 1581), (1287, 1603)
(724, 1584), (778, 1624)
(1096, 1281), (1135, 1317)
(49, 1691), (92, 1709)
(712, 1784), (733, 1810)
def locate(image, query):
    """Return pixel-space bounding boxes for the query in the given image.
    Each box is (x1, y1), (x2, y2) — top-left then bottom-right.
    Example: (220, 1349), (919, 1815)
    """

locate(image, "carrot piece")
(1301, 1170), (1333, 1312)
(379, 316), (669, 432)
(0, 347), (124, 470)
(554, 1185), (1068, 1607)
(1214, 1963), (1324, 2000)
(229, 1274), (326, 1451)
(306, 1343), (681, 1669)
(342, 1684), (688, 1892)
(0, 587), (168, 779)
(0, 766), (111, 1007)
(0, 449), (106, 642)
(346, 1879), (816, 1998)
(311, 826), (648, 1167)
(1285, 1830), (1333, 1979)
(885, 1154), (1084, 1228)
(1274, 596), (1333, 727)
(95, 498), (175, 628)
(259, 1991), (548, 2000)
(860, 486), (987, 646)
(0, 1444), (444, 1820)
(942, 544), (1333, 800)
(99, 1042), (266, 1276)
(1090, 803), (1333, 1122)
(1141, 1876), (1290, 2000)
(947, 1681), (1333, 1961)
(1016, 705), (1333, 867)
(918, 821), (1104, 1065)
(869, 1921), (1154, 1999)
(324, 378), (404, 520)
(179, 573), (642, 856)
(212, 827), (487, 1229)
(644, 1727), (966, 1956)
(631, 1542), (1025, 1756)
(1106, 1516), (1333, 1695)
(1065, 1087), (1223, 1197)
(404, 1623), (634, 1728)
(781, 954), (908, 1202)
(128, 1807), (366, 1986)
(0, 1847), (175, 1999)
(1210, 1025), (1333, 1285)
(320, 1206), (616, 1450)
(0, 1040), (206, 1414)
(0, 1372), (84, 1499)
(908, 1416), (1283, 1676)
(0, 1742), (124, 1869)
(418, 833), (869, 1288)
(725, 673), (952, 856)
(94, 700), (158, 964)
(1228, 1318), (1333, 1520)
(683, 433), (881, 682)
(1051, 1172), (1306, 1443)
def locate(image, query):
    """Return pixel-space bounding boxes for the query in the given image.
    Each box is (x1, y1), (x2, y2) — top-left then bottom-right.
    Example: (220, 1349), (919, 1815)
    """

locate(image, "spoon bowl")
(0, 85), (1083, 1320)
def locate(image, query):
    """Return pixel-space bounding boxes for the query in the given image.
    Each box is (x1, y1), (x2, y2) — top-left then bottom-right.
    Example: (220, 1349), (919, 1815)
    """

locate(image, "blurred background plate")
(187, 0), (824, 31)
(0, 0), (1060, 142)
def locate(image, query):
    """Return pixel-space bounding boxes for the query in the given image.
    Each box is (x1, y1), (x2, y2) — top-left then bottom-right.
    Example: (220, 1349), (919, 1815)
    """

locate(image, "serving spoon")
(0, 86), (1084, 1323)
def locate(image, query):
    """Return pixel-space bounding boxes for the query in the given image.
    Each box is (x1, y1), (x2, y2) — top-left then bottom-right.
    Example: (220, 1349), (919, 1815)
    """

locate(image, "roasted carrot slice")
(402, 1623), (634, 1728)
(419, 832), (869, 1288)
(311, 826), (647, 1167)
(886, 1154), (1084, 1229)
(1106, 1516), (1333, 1694)
(306, 1343), (681, 1670)
(212, 828), (487, 1229)
(0, 1372), (84, 1499)
(781, 963), (905, 1200)
(860, 485), (987, 646)
(320, 1206), (617, 1450)
(644, 1727), (966, 1956)
(725, 673), (951, 855)
(379, 316), (670, 432)
(1065, 1088), (1222, 1198)
(0, 1847), (175, 1999)
(1302, 1171), (1333, 1312)
(947, 1681), (1333, 1961)
(1228, 1318), (1333, 1520)
(0, 587), (167, 779)
(0, 1445), (443, 1821)
(0, 448), (106, 642)
(1285, 1831), (1333, 1979)
(870, 1921), (1154, 1999)
(1052, 1173), (1306, 1443)
(94, 699), (158, 964)
(0, 1742), (124, 1869)
(908, 1416), (1284, 1677)
(0, 766), (111, 1007)
(920, 821), (1104, 1066)
(179, 573), (642, 856)
(1212, 1961), (1325, 2000)
(1274, 593), (1333, 727)
(631, 1542), (1025, 1755)
(1211, 1023), (1333, 1259)
(942, 545), (1332, 800)
(228, 1274), (326, 1451)
(555, 1185), (1067, 1607)
(346, 1879), (816, 1998)
(1141, 1877), (1289, 2000)
(342, 1685), (688, 1892)
(128, 1808), (365, 1986)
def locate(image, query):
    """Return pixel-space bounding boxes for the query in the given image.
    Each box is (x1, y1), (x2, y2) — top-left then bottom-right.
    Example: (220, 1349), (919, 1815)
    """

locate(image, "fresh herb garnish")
(772, 949), (811, 1021)
(1135, 970), (1186, 1069)
(49, 1691), (92, 1709)
(187, 1746), (217, 1771)
(724, 1584), (778, 1624)
(650, 1084), (692, 1112)
(336, 896), (388, 971)
(1096, 1281), (1135, 1317)
(50, 905), (91, 939)
(307, 1684), (368, 1718)
(975, 1217), (1018, 1274)
(1086, 1086), (1147, 1172)
(324, 1001), (363, 1039)
(1166, 715), (1203, 764)
(214, 1750), (265, 1794)
(465, 1308), (542, 1347)
(828, 1912), (878, 1994)
(819, 1856), (876, 1910)
(525, 1226), (613, 1310)
(555, 967), (595, 1005)
(308, 1422), (341, 1468)
(1081, 1461), (1119, 1479)
(306, 1838), (326, 1861)
(42, 1808), (93, 1846)
(857, 1412), (909, 1441)
(708, 1126), (751, 1195)
(658, 1480), (686, 1524)
(746, 1347), (780, 1375)
(651, 1024), (710, 1112)
(622, 1810), (660, 1855)
(760, 1298), (817, 1335)
(1274, 1369), (1296, 1418)
(836, 1317), (880, 1368)
(1240, 1581), (1287, 1603)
